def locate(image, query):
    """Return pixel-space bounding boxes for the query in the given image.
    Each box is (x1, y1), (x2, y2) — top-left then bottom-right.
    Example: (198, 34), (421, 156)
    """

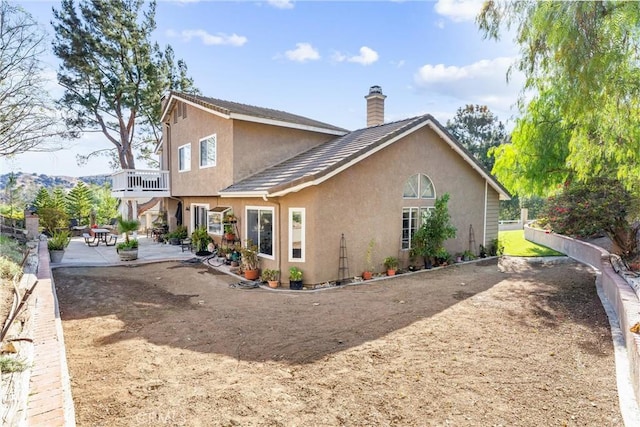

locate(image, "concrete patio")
(52, 234), (201, 267)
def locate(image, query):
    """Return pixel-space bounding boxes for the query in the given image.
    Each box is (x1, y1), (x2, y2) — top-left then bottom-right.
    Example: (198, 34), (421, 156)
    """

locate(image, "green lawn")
(499, 229), (564, 257)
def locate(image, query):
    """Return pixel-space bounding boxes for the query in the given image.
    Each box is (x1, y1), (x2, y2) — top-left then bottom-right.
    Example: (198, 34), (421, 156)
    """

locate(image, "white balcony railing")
(111, 169), (170, 197)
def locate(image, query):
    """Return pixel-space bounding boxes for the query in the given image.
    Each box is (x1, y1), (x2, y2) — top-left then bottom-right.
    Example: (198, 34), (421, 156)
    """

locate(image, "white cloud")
(332, 46), (379, 66)
(168, 29), (247, 47)
(434, 0), (484, 22)
(268, 0), (294, 9)
(348, 46), (379, 66)
(413, 57), (524, 112)
(285, 43), (320, 62)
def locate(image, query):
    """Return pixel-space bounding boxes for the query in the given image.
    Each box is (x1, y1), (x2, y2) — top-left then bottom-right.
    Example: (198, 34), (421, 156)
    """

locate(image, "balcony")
(111, 169), (170, 198)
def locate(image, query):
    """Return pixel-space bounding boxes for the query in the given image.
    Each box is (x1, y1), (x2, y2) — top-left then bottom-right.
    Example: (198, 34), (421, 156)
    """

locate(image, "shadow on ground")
(53, 257), (598, 365)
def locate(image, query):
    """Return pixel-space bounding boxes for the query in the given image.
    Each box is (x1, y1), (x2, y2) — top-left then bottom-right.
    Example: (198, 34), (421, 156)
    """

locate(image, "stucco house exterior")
(112, 86), (510, 285)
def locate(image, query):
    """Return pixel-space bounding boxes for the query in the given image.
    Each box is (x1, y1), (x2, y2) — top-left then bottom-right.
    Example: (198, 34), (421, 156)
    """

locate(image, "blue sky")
(1, 0), (522, 177)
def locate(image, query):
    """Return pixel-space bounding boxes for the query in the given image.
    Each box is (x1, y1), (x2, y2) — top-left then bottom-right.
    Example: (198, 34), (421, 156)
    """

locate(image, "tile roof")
(220, 115), (430, 195)
(165, 91), (348, 134)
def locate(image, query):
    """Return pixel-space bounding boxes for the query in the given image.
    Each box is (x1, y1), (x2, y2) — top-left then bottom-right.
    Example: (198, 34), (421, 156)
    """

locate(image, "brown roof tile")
(220, 116), (429, 195)
(168, 91), (347, 134)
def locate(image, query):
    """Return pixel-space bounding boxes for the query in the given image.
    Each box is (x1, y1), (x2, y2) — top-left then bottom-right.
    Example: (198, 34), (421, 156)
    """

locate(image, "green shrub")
(47, 230), (70, 251)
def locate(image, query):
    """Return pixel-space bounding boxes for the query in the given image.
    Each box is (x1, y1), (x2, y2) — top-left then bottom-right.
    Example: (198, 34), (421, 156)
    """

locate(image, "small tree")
(411, 193), (457, 268)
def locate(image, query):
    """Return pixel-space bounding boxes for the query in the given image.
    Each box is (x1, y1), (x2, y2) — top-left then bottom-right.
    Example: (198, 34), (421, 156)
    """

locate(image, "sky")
(1, 0), (523, 178)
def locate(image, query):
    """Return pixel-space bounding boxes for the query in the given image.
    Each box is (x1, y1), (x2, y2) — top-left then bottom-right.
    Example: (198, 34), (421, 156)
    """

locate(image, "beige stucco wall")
(278, 125), (498, 284)
(164, 103), (337, 197)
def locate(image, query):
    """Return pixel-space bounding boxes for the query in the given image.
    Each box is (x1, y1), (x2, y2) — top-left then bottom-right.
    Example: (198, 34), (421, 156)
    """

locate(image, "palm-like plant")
(116, 216), (140, 250)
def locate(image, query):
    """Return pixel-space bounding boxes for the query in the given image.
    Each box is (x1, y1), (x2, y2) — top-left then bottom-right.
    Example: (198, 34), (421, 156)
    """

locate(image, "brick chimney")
(365, 85), (386, 127)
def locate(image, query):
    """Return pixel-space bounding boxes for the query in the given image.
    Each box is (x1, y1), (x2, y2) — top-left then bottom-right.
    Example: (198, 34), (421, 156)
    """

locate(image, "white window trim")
(199, 133), (217, 169)
(178, 143), (191, 172)
(288, 208), (305, 263)
(403, 173), (436, 200)
(245, 206), (275, 260)
(401, 206), (434, 251)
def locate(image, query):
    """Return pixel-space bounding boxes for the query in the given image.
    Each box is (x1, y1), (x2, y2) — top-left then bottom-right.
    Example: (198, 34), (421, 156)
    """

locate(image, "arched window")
(403, 174), (435, 199)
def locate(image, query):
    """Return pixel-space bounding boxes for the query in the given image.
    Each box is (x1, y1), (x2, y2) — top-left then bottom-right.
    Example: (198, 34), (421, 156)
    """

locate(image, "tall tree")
(66, 181), (93, 224)
(478, 1), (640, 195)
(0, 1), (69, 156)
(51, 0), (197, 171)
(445, 104), (508, 172)
(32, 187), (52, 212)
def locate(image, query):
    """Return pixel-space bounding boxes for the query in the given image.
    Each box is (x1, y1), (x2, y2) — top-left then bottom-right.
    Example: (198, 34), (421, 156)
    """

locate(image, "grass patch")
(0, 356), (28, 373)
(499, 230), (564, 257)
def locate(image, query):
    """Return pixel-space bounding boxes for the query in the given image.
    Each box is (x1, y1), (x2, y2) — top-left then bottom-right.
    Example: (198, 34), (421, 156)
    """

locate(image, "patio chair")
(180, 238), (193, 252)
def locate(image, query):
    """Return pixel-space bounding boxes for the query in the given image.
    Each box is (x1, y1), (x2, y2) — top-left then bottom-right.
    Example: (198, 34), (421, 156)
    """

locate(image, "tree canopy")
(52, 0), (198, 171)
(478, 0), (640, 195)
(0, 1), (69, 157)
(445, 104), (508, 172)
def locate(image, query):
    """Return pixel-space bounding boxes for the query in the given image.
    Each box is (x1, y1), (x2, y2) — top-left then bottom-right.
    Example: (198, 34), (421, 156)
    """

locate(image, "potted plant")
(383, 256), (399, 276)
(166, 225), (188, 245)
(289, 266), (303, 290)
(240, 239), (260, 280)
(462, 250), (475, 262)
(224, 224), (236, 241)
(362, 238), (376, 280)
(48, 230), (70, 263)
(115, 217), (140, 261)
(191, 227), (213, 256)
(261, 269), (280, 288)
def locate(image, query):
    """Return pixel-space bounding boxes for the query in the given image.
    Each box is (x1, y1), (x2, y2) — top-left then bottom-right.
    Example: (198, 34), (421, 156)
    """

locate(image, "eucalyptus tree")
(478, 0), (640, 195)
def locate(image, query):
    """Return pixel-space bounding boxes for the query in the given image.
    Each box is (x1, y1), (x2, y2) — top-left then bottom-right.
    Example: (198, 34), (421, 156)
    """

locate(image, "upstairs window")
(403, 173), (435, 199)
(178, 143), (191, 172)
(200, 134), (216, 168)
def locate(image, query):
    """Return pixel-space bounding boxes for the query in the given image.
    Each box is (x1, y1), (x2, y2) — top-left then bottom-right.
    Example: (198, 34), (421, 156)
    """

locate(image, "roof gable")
(161, 91), (347, 136)
(220, 114), (511, 200)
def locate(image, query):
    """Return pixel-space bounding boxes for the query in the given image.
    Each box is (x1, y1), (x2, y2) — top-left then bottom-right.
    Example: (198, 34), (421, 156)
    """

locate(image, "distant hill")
(0, 172), (110, 204)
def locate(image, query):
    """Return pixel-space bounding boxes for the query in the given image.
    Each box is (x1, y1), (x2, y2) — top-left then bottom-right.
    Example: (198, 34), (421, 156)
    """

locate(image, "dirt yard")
(53, 257), (623, 426)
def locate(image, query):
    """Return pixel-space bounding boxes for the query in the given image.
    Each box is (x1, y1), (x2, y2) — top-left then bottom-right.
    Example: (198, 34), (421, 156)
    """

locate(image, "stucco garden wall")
(525, 225), (640, 408)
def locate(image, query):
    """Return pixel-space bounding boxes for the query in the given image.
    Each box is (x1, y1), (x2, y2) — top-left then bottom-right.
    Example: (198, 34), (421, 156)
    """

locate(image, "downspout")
(483, 181), (488, 248)
(263, 194), (282, 278)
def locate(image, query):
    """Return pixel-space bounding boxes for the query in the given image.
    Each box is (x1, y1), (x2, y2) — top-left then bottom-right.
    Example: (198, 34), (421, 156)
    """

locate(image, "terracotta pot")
(362, 271), (373, 280)
(268, 280), (279, 289)
(244, 269), (259, 280)
(225, 233), (235, 241)
(387, 269), (396, 276)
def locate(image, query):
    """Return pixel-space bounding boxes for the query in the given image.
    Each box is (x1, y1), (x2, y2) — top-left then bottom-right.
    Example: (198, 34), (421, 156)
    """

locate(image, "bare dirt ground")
(53, 257), (623, 427)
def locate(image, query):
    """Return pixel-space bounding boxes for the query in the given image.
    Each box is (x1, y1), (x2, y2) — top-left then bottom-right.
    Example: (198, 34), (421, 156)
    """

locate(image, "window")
(207, 212), (223, 235)
(200, 134), (216, 168)
(178, 144), (191, 172)
(246, 207), (274, 258)
(401, 207), (433, 250)
(207, 206), (229, 235)
(403, 173), (435, 199)
(289, 208), (305, 262)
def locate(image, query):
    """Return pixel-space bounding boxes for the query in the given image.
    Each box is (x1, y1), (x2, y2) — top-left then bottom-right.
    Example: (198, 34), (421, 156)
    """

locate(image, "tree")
(92, 184), (119, 225)
(66, 181), (93, 225)
(51, 0), (198, 171)
(445, 104), (508, 171)
(478, 1), (640, 194)
(32, 187), (52, 212)
(0, 1), (69, 156)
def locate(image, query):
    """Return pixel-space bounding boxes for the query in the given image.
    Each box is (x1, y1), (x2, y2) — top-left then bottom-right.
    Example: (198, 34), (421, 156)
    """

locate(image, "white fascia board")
(229, 113), (347, 136)
(219, 191), (269, 198)
(426, 120), (511, 201)
(269, 120), (431, 198)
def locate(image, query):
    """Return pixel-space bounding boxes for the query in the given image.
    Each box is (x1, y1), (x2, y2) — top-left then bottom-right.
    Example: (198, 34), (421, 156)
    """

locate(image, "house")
(112, 86), (510, 285)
